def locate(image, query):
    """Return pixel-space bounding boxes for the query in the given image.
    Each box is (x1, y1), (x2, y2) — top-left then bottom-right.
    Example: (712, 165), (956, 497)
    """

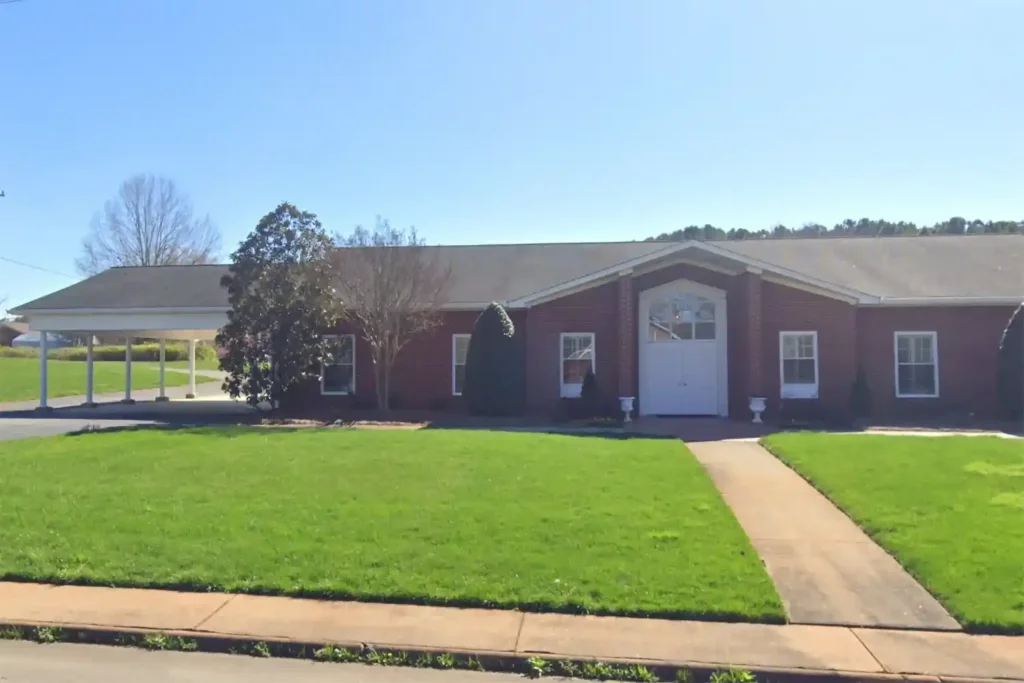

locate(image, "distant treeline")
(647, 217), (1023, 242)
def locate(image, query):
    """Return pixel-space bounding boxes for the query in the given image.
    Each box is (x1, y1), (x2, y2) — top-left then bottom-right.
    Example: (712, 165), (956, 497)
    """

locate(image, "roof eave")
(862, 296), (1024, 307)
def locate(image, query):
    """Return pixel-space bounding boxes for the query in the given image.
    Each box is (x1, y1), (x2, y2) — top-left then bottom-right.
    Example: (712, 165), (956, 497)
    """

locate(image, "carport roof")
(11, 234), (1024, 312)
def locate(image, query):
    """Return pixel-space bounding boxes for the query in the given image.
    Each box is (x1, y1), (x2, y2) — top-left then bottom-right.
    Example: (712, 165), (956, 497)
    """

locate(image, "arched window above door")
(648, 293), (716, 341)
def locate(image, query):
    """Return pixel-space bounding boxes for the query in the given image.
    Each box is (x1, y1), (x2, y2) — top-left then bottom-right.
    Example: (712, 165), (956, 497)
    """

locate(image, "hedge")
(0, 343), (218, 363)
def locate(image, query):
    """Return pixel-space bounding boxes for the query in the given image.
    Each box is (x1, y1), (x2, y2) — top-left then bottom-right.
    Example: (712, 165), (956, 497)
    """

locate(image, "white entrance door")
(639, 281), (728, 416)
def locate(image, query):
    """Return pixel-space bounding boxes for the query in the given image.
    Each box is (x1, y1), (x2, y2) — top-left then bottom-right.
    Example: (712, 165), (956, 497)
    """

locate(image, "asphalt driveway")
(0, 417), (159, 441)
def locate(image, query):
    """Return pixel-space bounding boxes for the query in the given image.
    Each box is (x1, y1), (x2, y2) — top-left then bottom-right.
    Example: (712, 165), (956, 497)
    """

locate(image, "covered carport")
(8, 265), (230, 410)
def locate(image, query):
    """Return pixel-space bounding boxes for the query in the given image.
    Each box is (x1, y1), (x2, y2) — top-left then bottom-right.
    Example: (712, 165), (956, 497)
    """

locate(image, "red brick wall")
(305, 274), (1015, 423)
(760, 282), (858, 422)
(317, 310), (526, 413)
(857, 306), (1016, 419)
(525, 281), (619, 415)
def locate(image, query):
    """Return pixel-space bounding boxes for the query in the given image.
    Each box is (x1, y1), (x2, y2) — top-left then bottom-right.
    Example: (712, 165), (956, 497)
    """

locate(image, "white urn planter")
(748, 396), (767, 424)
(618, 396), (636, 423)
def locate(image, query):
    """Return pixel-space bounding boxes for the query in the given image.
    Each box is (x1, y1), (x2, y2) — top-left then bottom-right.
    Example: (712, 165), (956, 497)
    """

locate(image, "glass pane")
(454, 364), (466, 395)
(783, 358), (815, 384)
(326, 336), (353, 364)
(563, 358), (591, 385)
(323, 363), (353, 393)
(782, 335), (798, 358)
(674, 322), (694, 339)
(563, 335), (593, 361)
(915, 336), (933, 363)
(454, 336), (470, 364)
(648, 295), (715, 341)
(694, 322), (715, 340)
(898, 363), (935, 395)
(798, 336), (815, 358)
(914, 364), (935, 394)
(897, 336), (911, 363)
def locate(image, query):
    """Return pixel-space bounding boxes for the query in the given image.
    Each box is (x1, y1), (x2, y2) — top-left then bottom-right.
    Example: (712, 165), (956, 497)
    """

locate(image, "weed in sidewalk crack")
(34, 627), (63, 644)
(526, 656), (550, 678)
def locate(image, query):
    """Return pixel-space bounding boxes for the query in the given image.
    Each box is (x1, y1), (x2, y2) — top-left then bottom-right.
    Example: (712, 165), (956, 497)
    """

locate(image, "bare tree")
(75, 174), (221, 275)
(334, 218), (452, 411)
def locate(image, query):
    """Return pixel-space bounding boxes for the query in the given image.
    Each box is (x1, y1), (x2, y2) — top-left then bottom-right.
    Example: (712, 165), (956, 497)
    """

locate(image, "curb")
(0, 620), (1005, 683)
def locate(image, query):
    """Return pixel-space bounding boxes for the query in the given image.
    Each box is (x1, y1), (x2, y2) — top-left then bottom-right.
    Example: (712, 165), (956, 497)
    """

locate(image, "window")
(560, 333), (595, 398)
(648, 294), (716, 341)
(779, 331), (818, 399)
(895, 332), (938, 398)
(321, 334), (355, 395)
(452, 334), (470, 395)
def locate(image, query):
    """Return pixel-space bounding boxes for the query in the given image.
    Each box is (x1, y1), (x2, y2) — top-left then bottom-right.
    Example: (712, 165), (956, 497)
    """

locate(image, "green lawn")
(0, 428), (784, 622)
(0, 357), (219, 403)
(762, 433), (1024, 633)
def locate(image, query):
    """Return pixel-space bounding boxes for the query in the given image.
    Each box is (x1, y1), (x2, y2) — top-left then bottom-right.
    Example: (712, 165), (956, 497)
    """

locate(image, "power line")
(0, 256), (76, 279)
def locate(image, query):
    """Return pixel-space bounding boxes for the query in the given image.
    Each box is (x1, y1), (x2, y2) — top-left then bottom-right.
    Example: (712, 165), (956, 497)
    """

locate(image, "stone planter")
(618, 396), (636, 423)
(748, 396), (767, 424)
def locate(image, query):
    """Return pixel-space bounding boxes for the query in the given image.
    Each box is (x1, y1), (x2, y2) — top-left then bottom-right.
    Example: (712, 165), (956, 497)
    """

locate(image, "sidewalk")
(0, 582), (1021, 681)
(687, 441), (960, 631)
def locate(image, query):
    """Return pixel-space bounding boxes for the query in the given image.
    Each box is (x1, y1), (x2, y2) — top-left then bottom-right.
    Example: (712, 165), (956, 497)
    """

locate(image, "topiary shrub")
(997, 304), (1023, 421)
(579, 368), (600, 419)
(463, 302), (525, 416)
(849, 363), (872, 421)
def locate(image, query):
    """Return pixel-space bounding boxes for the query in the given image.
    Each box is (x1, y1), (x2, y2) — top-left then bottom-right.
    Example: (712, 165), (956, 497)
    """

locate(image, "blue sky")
(1, 0), (1022, 309)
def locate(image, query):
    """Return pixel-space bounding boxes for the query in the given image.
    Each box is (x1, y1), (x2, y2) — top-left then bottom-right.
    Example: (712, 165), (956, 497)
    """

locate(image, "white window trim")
(559, 332), (595, 399)
(321, 334), (356, 395)
(452, 333), (470, 396)
(779, 331), (819, 399)
(894, 331), (939, 398)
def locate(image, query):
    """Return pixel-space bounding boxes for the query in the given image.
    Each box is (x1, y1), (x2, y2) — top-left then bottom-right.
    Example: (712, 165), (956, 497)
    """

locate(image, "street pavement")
(0, 640), (527, 683)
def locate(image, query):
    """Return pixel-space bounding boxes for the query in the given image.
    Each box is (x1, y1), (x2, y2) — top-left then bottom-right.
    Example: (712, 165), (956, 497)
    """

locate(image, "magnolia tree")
(334, 218), (451, 410)
(217, 203), (342, 408)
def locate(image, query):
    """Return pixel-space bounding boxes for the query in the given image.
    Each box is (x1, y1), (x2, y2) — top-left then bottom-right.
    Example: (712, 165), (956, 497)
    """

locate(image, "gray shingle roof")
(11, 235), (1023, 312)
(720, 234), (1024, 299)
(14, 264), (232, 310)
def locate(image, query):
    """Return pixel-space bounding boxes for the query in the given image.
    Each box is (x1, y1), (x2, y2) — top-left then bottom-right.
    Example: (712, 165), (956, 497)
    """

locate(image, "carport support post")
(37, 331), (49, 411)
(186, 339), (196, 399)
(155, 338), (169, 402)
(84, 336), (96, 407)
(121, 337), (135, 405)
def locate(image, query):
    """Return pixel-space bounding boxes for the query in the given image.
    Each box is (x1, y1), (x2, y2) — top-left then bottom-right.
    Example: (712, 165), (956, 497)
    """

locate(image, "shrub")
(1, 343), (217, 363)
(849, 363), (872, 420)
(997, 304), (1023, 421)
(462, 302), (525, 416)
(580, 368), (600, 418)
(0, 347), (39, 358)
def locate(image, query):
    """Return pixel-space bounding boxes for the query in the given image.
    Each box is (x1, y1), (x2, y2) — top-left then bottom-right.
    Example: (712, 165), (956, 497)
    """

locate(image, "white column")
(85, 336), (95, 406)
(155, 338), (169, 402)
(186, 339), (197, 399)
(122, 337), (135, 404)
(38, 332), (49, 410)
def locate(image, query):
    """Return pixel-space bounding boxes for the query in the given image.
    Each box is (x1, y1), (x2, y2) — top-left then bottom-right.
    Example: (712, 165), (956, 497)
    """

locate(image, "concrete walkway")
(0, 582), (1022, 681)
(687, 440), (961, 631)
